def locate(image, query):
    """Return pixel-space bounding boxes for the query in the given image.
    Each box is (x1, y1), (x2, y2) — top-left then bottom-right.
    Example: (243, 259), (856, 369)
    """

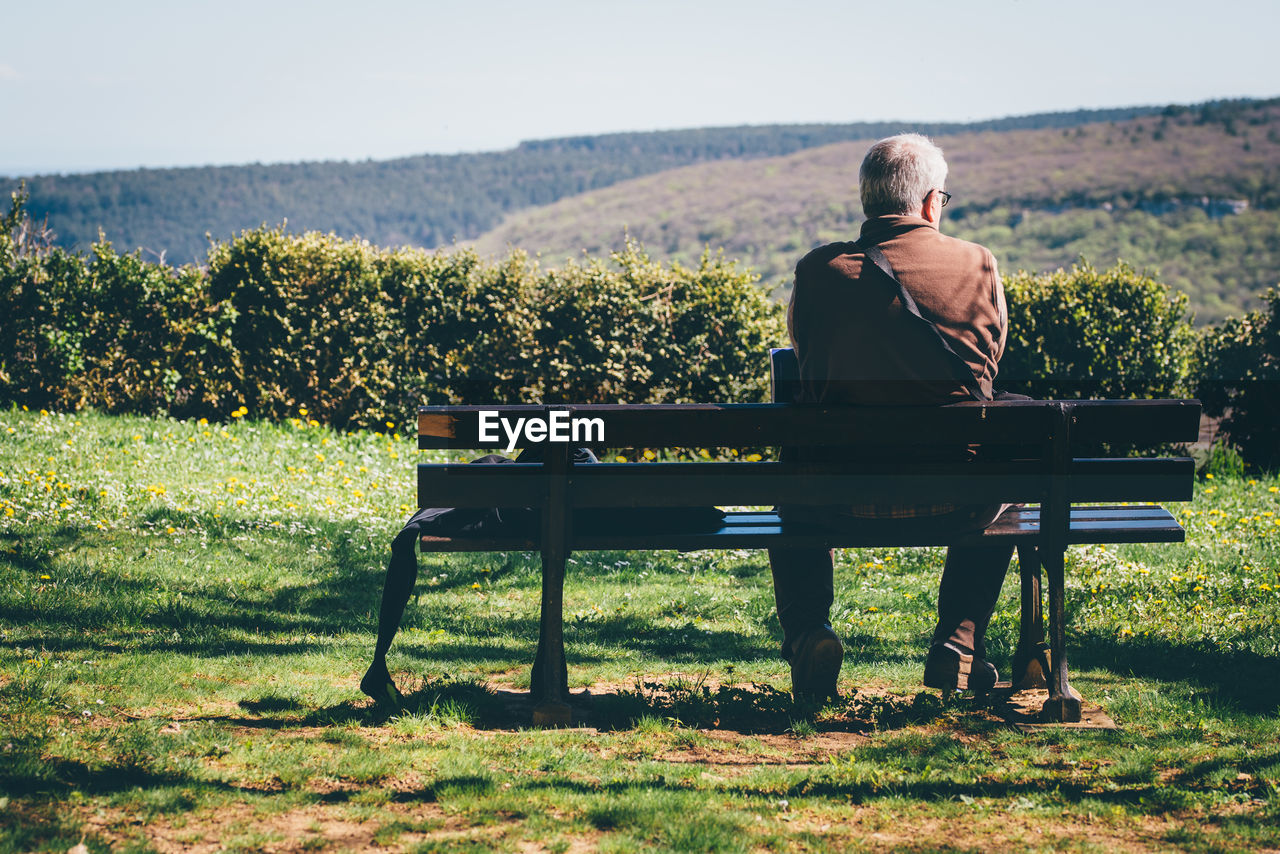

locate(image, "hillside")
(5, 105), (1167, 263)
(473, 100), (1280, 324)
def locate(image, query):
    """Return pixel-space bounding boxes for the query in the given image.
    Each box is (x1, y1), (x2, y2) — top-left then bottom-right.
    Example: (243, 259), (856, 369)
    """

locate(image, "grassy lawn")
(2, 408), (1278, 853)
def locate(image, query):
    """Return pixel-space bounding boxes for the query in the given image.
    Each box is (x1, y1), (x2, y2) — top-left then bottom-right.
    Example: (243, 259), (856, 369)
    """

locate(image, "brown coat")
(788, 215), (1007, 405)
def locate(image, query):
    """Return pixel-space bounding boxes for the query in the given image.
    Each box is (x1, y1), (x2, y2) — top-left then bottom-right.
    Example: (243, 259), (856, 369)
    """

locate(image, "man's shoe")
(790, 625), (844, 703)
(923, 642), (998, 693)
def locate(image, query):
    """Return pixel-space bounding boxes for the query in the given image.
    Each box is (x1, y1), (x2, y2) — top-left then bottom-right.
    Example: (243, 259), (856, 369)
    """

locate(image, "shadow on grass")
(1, 754), (239, 799)
(203, 678), (965, 737)
(1072, 629), (1280, 714)
(5, 517), (1279, 722)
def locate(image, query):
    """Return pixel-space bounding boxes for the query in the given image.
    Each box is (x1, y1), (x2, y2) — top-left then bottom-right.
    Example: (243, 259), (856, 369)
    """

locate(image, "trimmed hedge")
(9, 188), (1250, 448)
(1196, 288), (1280, 470)
(1, 192), (786, 427)
(1000, 262), (1196, 399)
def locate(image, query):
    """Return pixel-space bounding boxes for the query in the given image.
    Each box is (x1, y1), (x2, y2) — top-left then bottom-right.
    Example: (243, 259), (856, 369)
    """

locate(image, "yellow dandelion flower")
(1270, 487), (1279, 494)
(235, 498), (246, 506)
(198, 417), (209, 426)
(1205, 473), (1214, 479)
(298, 406), (308, 416)
(352, 490), (363, 498)
(643, 449), (656, 460)
(308, 419), (319, 427)
(166, 527), (176, 534)
(40, 574), (50, 580)
(471, 582), (482, 590)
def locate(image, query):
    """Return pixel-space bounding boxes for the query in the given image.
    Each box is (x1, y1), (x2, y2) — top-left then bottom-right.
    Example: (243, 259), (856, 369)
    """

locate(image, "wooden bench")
(414, 352), (1200, 725)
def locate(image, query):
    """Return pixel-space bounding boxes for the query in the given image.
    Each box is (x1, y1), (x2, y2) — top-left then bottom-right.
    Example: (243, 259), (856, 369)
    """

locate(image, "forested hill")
(5, 104), (1169, 263)
(473, 99), (1280, 324)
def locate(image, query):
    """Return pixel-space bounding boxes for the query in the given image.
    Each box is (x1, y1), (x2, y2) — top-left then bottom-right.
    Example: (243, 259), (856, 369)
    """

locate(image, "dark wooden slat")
(417, 402), (1060, 449)
(418, 400), (1200, 450)
(417, 464), (549, 508)
(1068, 399), (1202, 444)
(1069, 457), (1196, 502)
(566, 465), (1052, 507)
(417, 458), (1194, 509)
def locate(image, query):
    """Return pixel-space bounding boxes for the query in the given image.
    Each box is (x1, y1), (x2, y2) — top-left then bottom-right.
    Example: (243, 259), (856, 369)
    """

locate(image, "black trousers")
(767, 502), (1012, 661)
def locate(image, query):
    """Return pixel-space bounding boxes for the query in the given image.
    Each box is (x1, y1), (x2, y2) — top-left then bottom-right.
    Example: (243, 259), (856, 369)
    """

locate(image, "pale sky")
(3, 0), (1278, 176)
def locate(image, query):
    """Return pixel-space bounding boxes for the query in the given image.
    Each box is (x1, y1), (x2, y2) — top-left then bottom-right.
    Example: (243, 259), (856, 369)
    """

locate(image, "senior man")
(774, 133), (1014, 702)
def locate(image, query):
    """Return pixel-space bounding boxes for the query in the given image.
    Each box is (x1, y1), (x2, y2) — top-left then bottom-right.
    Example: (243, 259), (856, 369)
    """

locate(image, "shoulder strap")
(862, 244), (991, 402)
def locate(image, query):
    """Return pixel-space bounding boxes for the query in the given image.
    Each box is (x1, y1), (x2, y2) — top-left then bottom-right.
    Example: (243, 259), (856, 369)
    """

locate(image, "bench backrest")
(416, 356), (1200, 551)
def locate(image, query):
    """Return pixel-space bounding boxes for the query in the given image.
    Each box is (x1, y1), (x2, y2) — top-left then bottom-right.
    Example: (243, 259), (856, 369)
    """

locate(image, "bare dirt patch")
(786, 807), (1189, 853)
(80, 798), (476, 854)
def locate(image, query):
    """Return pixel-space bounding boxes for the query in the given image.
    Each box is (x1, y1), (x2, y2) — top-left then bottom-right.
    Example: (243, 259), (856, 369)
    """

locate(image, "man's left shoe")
(360, 663), (404, 709)
(790, 624), (844, 703)
(923, 641), (998, 693)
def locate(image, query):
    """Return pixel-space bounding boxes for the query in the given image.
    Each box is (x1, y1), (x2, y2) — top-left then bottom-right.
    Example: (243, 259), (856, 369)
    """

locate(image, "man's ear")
(920, 190), (941, 225)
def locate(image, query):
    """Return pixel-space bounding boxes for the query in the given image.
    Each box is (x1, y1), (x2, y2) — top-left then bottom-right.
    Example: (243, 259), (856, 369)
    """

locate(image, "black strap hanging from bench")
(862, 244), (991, 402)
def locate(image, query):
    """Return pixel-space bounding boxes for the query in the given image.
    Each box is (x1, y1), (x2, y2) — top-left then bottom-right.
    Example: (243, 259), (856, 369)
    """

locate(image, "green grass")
(2, 407), (1279, 852)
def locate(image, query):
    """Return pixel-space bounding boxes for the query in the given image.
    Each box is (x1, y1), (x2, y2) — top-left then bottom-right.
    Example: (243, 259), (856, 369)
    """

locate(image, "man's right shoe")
(790, 624), (844, 703)
(923, 642), (998, 693)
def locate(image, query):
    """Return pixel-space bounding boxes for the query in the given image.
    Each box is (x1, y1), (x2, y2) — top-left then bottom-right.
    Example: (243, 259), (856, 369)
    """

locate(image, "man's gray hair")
(859, 133), (949, 218)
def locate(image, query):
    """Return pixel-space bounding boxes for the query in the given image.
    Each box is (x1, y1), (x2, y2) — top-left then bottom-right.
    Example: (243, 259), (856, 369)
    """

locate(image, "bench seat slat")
(417, 504), (1183, 552)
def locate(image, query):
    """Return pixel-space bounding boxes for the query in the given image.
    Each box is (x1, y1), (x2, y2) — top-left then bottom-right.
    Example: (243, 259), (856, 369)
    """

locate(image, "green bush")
(530, 244), (783, 404)
(1000, 261), (1196, 399)
(0, 190), (227, 417)
(4, 184), (1221, 429)
(0, 189), (786, 426)
(1196, 288), (1280, 470)
(204, 227), (403, 426)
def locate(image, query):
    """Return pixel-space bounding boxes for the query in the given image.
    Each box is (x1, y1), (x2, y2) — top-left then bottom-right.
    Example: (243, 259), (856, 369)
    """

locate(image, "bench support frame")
(414, 394), (1198, 727)
(531, 444), (573, 725)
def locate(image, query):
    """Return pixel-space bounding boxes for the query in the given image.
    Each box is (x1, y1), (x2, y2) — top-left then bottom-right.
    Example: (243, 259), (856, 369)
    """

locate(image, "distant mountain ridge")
(5, 104), (1179, 263)
(472, 99), (1280, 324)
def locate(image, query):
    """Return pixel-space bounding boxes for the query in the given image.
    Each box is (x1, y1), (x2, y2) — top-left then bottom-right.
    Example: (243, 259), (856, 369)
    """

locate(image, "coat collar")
(858, 214), (935, 243)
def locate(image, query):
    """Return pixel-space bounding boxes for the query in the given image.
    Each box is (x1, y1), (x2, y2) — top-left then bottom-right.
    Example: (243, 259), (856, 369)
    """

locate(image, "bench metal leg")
(530, 544), (571, 726)
(530, 444), (573, 727)
(1011, 544), (1051, 690)
(1041, 546), (1082, 722)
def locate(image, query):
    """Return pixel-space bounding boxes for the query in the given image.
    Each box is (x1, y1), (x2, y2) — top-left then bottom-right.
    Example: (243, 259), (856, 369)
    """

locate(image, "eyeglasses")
(932, 189), (952, 208)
